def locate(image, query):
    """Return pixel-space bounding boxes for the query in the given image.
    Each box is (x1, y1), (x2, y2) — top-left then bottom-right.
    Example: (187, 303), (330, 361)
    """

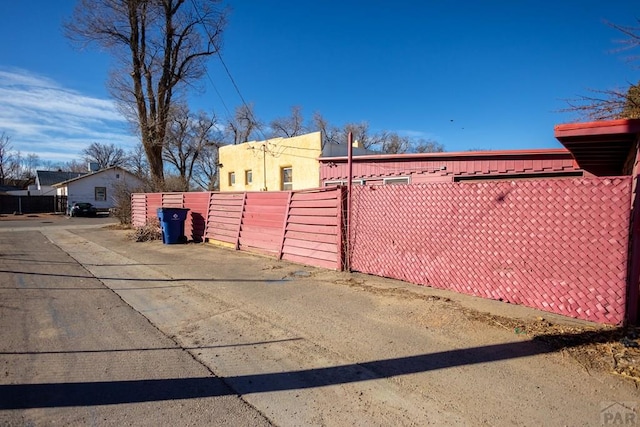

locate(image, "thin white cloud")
(0, 68), (137, 165)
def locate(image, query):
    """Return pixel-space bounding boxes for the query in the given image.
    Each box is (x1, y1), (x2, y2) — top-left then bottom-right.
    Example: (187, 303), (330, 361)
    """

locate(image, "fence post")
(235, 192), (247, 250)
(346, 131), (353, 272)
(278, 191), (293, 260)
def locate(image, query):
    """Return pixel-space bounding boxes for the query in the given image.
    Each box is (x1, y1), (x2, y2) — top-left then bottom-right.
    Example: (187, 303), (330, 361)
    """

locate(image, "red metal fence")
(349, 178), (632, 324)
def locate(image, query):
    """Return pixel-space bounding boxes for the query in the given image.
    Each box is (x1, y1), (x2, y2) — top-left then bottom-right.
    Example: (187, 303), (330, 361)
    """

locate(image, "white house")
(33, 170), (87, 196)
(52, 166), (145, 212)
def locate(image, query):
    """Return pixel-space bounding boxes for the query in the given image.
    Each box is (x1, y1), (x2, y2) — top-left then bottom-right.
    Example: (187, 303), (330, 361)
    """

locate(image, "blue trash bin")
(157, 207), (190, 244)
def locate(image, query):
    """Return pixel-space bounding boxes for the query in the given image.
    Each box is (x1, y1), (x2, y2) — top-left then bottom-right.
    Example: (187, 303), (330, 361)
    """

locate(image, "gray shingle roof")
(36, 171), (87, 186)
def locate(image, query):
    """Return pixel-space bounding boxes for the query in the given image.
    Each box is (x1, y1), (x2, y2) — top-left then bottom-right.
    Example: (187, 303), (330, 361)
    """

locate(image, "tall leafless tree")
(192, 144), (221, 190)
(227, 104), (261, 144)
(269, 105), (306, 138)
(65, 0), (227, 190)
(381, 133), (410, 154)
(125, 143), (151, 180)
(413, 139), (445, 153)
(82, 142), (127, 169)
(0, 132), (12, 185)
(163, 104), (218, 191)
(65, 159), (90, 173)
(311, 112), (342, 147)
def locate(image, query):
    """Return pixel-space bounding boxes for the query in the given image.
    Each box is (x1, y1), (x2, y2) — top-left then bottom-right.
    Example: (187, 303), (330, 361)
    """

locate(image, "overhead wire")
(189, 0), (270, 142)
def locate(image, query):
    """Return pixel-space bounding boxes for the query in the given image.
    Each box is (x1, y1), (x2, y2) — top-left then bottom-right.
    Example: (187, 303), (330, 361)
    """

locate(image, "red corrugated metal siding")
(281, 188), (344, 270)
(349, 178), (632, 324)
(320, 154), (581, 183)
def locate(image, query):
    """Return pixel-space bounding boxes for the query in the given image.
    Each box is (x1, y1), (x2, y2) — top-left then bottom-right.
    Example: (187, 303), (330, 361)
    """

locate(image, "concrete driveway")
(1, 219), (638, 426)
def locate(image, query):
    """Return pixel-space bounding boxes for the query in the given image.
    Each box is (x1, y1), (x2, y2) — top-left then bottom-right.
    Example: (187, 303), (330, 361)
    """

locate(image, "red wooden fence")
(132, 187), (345, 270)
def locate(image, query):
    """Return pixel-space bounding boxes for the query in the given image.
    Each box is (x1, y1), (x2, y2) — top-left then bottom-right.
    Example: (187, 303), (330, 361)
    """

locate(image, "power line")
(189, 0), (269, 141)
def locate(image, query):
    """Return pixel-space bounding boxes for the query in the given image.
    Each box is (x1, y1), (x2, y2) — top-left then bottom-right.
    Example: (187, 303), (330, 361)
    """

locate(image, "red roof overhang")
(554, 119), (640, 176)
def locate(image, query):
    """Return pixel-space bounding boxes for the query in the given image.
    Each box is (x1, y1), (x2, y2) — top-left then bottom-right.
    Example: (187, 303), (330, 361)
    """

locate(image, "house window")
(245, 170), (252, 185)
(95, 187), (107, 201)
(281, 167), (292, 191)
(229, 172), (235, 186)
(383, 177), (410, 185)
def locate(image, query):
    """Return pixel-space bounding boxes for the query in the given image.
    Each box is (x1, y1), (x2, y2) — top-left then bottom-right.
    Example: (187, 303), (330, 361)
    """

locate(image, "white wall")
(66, 169), (144, 210)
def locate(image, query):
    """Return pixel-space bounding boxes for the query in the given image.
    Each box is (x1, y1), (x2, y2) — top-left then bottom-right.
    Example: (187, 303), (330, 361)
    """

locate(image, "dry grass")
(463, 310), (640, 383)
(334, 276), (640, 384)
(129, 220), (162, 242)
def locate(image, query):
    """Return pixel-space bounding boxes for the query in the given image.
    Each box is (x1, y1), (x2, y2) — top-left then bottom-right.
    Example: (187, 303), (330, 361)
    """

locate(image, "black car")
(70, 202), (98, 217)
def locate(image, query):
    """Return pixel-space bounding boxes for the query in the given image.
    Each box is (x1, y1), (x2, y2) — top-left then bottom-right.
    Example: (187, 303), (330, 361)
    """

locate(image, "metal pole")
(346, 131), (353, 272)
(263, 143), (267, 191)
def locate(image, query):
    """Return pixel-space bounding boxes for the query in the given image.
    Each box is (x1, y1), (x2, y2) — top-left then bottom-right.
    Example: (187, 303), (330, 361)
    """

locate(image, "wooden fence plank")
(286, 223), (338, 235)
(288, 215), (337, 226)
(283, 238), (336, 253)
(290, 199), (339, 209)
(288, 207), (337, 217)
(281, 246), (336, 262)
(285, 230), (337, 244)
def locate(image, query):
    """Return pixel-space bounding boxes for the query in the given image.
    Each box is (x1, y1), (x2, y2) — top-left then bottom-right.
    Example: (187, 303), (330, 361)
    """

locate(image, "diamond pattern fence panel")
(281, 187), (344, 270)
(350, 178), (632, 324)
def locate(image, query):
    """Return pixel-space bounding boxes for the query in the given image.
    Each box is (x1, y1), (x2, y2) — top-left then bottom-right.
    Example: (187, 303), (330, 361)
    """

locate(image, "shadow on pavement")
(0, 328), (626, 409)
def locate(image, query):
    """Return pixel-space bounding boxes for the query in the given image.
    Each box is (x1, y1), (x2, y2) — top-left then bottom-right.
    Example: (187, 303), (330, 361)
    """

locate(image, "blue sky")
(0, 1), (638, 165)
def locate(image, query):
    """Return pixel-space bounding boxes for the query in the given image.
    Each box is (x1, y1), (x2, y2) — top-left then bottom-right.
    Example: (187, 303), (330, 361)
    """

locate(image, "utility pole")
(262, 143), (267, 191)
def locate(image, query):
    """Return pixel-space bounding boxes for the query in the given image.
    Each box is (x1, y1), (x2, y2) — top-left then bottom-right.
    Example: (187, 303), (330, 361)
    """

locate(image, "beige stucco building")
(218, 132), (324, 191)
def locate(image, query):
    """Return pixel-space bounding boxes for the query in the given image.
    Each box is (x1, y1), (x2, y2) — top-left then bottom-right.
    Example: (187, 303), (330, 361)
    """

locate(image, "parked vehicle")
(69, 202), (98, 217)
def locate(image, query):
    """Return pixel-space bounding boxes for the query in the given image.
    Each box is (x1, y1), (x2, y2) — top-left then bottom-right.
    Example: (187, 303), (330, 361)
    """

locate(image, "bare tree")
(163, 105), (218, 191)
(0, 132), (12, 185)
(192, 144), (221, 190)
(343, 122), (394, 151)
(270, 105), (305, 138)
(125, 143), (151, 180)
(82, 142), (127, 169)
(227, 104), (261, 144)
(564, 19), (640, 120)
(19, 153), (40, 180)
(3, 149), (41, 181)
(308, 114), (444, 154)
(563, 85), (640, 120)
(413, 139), (445, 153)
(65, 0), (227, 190)
(381, 133), (410, 154)
(311, 112), (342, 147)
(65, 159), (90, 173)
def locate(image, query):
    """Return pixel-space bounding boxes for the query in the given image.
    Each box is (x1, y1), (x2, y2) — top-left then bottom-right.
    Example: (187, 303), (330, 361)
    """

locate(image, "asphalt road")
(0, 226), (271, 426)
(1, 219), (638, 426)
(0, 213), (116, 232)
